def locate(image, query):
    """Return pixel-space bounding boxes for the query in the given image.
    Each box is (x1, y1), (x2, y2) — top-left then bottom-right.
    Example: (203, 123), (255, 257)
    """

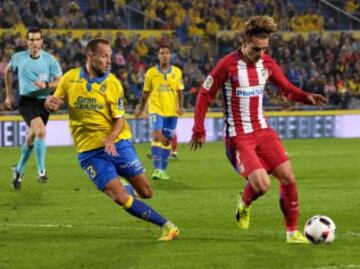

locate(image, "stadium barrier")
(0, 110), (359, 147)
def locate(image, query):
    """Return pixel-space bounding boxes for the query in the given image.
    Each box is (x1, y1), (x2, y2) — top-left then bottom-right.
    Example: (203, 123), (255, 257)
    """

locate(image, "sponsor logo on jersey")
(74, 96), (104, 110)
(158, 84), (173, 92)
(235, 85), (264, 97)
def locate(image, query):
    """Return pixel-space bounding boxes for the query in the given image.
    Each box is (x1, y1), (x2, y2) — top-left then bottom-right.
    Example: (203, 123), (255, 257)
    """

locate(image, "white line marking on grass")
(343, 231), (360, 237)
(313, 265), (360, 269)
(2, 224), (360, 240)
(0, 223), (150, 230)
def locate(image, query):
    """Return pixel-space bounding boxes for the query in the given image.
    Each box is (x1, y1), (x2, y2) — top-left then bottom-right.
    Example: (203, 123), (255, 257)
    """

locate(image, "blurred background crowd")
(1, 0), (360, 112)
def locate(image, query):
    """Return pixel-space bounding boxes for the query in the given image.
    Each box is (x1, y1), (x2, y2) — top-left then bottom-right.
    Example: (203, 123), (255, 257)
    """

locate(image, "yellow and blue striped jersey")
(143, 65), (184, 116)
(54, 67), (132, 153)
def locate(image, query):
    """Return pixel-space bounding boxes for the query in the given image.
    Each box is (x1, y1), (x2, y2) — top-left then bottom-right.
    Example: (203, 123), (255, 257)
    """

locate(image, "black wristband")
(45, 82), (49, 88)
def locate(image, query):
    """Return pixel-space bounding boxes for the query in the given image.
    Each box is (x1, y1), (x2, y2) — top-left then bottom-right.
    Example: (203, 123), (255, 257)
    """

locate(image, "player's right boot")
(170, 151), (178, 159)
(37, 170), (48, 183)
(12, 166), (24, 190)
(286, 230), (310, 244)
(159, 221), (179, 241)
(235, 201), (251, 230)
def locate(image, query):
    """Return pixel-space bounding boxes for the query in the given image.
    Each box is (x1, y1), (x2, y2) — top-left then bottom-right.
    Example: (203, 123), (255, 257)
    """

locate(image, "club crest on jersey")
(261, 69), (269, 80)
(203, 75), (214, 91)
(99, 83), (107, 93)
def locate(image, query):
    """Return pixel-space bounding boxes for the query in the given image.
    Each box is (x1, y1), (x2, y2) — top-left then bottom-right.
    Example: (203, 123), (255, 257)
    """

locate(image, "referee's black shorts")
(18, 96), (50, 127)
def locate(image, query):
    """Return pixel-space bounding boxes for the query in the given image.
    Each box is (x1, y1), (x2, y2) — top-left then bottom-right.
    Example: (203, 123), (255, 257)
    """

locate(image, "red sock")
(279, 182), (299, 232)
(171, 135), (177, 152)
(242, 182), (262, 206)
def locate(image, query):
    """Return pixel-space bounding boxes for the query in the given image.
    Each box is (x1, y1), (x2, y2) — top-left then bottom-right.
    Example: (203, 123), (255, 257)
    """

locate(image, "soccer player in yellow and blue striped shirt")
(45, 39), (178, 241)
(135, 45), (184, 180)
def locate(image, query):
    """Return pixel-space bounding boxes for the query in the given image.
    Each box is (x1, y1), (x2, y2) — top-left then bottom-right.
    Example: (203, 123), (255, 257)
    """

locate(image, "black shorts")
(18, 96), (50, 126)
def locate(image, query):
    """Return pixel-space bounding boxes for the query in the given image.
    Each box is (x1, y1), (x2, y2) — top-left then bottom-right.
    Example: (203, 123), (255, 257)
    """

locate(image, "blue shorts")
(149, 114), (177, 139)
(77, 140), (145, 191)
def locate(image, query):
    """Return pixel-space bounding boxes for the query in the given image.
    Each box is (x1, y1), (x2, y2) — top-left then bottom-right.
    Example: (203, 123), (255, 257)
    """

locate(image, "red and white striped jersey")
(193, 50), (311, 137)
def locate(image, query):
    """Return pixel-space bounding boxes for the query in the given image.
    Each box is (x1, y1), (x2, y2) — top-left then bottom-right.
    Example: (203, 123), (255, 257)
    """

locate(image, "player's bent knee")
(258, 179), (271, 194)
(138, 187), (153, 199)
(104, 180), (130, 205)
(35, 129), (46, 138)
(152, 131), (162, 142)
(281, 175), (296, 185)
(162, 138), (170, 146)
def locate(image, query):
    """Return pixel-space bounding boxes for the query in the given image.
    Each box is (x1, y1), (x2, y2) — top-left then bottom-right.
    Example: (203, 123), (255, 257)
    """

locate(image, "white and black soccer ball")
(304, 215), (336, 244)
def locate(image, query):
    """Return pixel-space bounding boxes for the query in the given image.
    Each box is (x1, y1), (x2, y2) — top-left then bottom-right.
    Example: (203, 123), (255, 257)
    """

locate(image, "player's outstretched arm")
(306, 93), (327, 108)
(269, 58), (328, 107)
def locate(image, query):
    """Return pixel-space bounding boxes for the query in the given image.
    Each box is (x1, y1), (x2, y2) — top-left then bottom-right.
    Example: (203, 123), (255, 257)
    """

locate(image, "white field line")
(1, 223), (360, 238)
(0, 223), (150, 230)
(313, 265), (360, 269)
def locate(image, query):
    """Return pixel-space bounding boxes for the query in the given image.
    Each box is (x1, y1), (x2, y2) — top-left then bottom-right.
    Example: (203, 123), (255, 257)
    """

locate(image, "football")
(304, 215), (336, 244)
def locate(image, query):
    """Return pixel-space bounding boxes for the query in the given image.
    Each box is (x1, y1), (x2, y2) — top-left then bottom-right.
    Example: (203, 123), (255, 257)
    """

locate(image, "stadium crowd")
(1, 0), (360, 111)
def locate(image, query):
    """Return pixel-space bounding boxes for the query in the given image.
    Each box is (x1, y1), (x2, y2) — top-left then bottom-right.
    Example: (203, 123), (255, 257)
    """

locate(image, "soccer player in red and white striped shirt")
(190, 16), (327, 243)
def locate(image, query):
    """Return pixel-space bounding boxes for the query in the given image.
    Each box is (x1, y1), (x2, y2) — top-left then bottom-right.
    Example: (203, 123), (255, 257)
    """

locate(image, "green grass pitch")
(0, 138), (360, 269)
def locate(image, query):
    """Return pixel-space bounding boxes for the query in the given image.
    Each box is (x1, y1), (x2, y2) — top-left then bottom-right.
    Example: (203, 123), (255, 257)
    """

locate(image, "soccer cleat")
(37, 171), (48, 183)
(235, 201), (251, 230)
(146, 153), (152, 160)
(159, 170), (171, 180)
(12, 166), (24, 190)
(286, 230), (310, 244)
(152, 169), (162, 180)
(159, 221), (179, 241)
(170, 152), (178, 159)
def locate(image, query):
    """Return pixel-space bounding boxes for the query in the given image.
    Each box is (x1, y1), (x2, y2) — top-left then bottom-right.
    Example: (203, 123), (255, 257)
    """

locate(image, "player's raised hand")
(45, 96), (64, 112)
(4, 95), (15, 110)
(307, 94), (327, 108)
(189, 132), (206, 151)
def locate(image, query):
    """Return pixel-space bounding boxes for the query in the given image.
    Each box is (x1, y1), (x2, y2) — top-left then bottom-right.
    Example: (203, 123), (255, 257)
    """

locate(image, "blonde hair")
(244, 16), (277, 39)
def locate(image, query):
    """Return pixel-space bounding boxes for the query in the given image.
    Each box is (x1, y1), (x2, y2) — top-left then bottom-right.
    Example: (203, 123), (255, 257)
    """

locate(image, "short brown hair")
(86, 38), (111, 54)
(158, 44), (171, 52)
(244, 16), (277, 40)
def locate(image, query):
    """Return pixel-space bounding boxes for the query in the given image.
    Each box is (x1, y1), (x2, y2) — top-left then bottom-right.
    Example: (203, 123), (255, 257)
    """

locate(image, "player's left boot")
(170, 151), (178, 159)
(159, 221), (179, 241)
(12, 166), (24, 190)
(286, 230), (310, 244)
(235, 201), (251, 230)
(37, 170), (48, 183)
